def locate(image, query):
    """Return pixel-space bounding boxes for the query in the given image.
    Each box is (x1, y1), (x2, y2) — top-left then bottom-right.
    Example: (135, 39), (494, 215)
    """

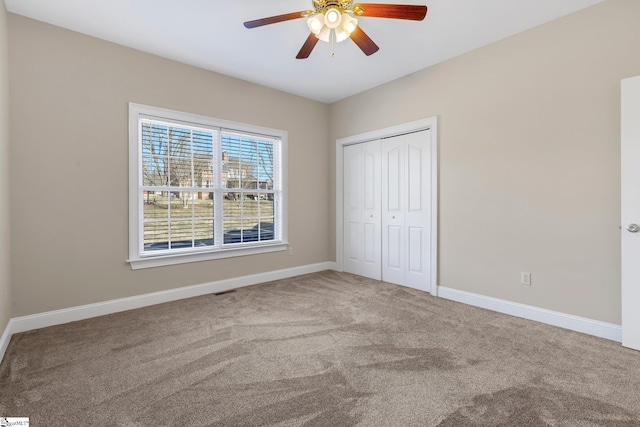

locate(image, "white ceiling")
(5, 0), (605, 103)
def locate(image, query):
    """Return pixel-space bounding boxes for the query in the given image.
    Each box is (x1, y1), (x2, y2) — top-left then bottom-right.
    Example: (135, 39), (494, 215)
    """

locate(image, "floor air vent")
(212, 289), (237, 296)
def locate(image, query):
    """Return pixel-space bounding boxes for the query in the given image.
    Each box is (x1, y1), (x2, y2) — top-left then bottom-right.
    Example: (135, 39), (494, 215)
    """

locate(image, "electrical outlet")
(521, 272), (531, 286)
(288, 246), (294, 256)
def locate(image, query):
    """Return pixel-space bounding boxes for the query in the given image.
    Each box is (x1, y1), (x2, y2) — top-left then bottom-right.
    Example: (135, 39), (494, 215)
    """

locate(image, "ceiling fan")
(243, 1), (428, 59)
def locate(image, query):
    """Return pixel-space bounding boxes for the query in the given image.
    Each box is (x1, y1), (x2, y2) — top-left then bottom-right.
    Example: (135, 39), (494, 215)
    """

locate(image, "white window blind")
(129, 104), (287, 269)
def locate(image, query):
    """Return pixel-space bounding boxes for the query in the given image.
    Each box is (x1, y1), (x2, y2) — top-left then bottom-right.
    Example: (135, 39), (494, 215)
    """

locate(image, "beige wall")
(8, 15), (330, 317)
(330, 0), (640, 324)
(0, 2), (11, 331)
(7, 0), (639, 326)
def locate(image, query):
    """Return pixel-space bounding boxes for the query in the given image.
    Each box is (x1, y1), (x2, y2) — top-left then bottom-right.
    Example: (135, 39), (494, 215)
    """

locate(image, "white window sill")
(128, 242), (288, 270)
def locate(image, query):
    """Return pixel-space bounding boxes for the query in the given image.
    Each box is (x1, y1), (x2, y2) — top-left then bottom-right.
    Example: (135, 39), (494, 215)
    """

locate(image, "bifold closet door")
(382, 130), (431, 291)
(343, 140), (382, 280)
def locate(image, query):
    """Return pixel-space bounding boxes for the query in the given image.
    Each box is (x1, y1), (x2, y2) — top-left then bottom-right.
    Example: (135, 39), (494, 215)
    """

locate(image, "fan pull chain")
(331, 30), (335, 57)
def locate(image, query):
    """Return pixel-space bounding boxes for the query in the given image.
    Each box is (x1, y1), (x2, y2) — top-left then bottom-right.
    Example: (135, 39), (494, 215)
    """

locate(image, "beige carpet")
(1, 270), (639, 426)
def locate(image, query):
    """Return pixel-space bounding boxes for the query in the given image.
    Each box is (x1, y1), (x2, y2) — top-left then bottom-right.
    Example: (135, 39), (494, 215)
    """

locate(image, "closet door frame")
(336, 117), (439, 296)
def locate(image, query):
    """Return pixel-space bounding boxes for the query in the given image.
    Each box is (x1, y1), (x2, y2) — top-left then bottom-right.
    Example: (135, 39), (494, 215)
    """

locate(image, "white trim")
(129, 243), (288, 270)
(335, 117), (439, 295)
(438, 286), (622, 342)
(8, 262), (336, 336)
(337, 118), (436, 146)
(0, 318), (13, 363)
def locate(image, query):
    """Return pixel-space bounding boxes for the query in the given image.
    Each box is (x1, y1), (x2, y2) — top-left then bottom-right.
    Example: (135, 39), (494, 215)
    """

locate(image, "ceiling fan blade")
(352, 4), (427, 20)
(350, 27), (380, 56)
(296, 33), (320, 59)
(244, 11), (308, 29)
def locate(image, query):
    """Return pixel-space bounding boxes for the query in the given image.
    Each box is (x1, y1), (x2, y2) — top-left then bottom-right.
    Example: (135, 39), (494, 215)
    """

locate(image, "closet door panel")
(408, 144), (423, 212)
(386, 146), (402, 212)
(382, 136), (405, 286)
(343, 140), (381, 280)
(404, 131), (431, 290)
(408, 226), (423, 273)
(343, 144), (363, 275)
(361, 140), (382, 279)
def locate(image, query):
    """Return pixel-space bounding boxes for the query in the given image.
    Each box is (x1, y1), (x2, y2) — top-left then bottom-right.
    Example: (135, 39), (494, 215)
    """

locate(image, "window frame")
(128, 103), (288, 270)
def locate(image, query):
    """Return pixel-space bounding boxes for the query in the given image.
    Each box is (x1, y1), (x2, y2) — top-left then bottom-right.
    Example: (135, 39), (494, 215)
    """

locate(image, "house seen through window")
(129, 103), (287, 269)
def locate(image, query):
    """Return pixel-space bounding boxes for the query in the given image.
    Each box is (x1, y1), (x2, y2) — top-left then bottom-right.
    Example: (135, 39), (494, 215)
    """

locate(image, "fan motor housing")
(313, 0), (353, 14)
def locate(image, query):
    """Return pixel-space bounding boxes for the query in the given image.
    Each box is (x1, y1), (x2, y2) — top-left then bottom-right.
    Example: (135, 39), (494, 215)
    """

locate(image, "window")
(129, 103), (287, 269)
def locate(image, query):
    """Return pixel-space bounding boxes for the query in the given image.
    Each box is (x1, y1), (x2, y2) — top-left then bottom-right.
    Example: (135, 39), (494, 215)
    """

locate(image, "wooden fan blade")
(296, 33), (320, 59)
(350, 27), (380, 56)
(352, 4), (427, 20)
(244, 11), (308, 29)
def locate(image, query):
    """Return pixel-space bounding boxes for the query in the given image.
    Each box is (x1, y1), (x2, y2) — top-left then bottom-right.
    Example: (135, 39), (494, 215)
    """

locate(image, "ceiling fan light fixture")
(324, 8), (342, 29)
(341, 13), (358, 35)
(335, 25), (349, 43)
(307, 14), (324, 35)
(317, 26), (331, 42)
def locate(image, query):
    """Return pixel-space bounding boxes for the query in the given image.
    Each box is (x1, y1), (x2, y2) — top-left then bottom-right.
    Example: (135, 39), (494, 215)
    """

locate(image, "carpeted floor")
(1, 270), (640, 426)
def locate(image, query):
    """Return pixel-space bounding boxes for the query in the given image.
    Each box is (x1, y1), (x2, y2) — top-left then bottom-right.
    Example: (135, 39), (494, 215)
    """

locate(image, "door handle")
(627, 224), (640, 233)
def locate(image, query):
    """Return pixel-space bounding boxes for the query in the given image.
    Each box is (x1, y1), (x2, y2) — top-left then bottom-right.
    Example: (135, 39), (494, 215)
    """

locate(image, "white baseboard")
(8, 262), (336, 336)
(438, 286), (622, 343)
(1, 266), (622, 367)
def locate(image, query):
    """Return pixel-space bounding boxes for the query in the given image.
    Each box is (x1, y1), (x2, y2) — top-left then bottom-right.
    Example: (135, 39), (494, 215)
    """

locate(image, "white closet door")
(404, 130), (431, 290)
(381, 136), (406, 286)
(382, 130), (431, 291)
(343, 141), (382, 279)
